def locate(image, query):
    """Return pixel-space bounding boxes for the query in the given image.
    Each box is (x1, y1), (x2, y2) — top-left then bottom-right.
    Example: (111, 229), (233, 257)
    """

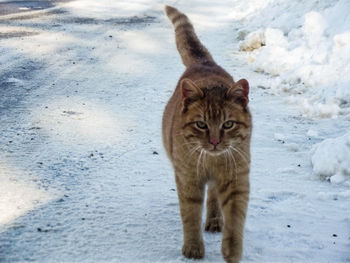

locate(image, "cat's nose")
(210, 138), (220, 146)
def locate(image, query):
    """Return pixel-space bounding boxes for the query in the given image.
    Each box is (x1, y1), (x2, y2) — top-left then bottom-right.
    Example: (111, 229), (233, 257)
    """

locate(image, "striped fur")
(165, 5), (214, 67)
(163, 5), (252, 263)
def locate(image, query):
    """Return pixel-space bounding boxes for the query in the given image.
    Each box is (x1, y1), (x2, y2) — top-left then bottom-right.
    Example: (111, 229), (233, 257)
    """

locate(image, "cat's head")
(180, 78), (252, 156)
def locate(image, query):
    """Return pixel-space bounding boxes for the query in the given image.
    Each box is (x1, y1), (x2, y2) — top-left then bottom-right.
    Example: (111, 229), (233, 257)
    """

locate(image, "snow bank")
(240, 0), (350, 118)
(310, 132), (350, 185)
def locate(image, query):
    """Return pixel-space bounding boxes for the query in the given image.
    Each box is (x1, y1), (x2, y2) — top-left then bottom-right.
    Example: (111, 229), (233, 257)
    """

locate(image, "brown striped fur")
(162, 6), (252, 263)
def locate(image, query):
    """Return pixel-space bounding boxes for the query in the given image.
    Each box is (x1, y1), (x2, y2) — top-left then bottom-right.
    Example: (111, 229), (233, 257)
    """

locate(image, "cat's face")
(180, 79), (251, 156)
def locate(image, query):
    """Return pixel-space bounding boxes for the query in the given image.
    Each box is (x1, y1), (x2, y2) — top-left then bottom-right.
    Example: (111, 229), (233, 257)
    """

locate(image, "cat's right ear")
(180, 78), (203, 100)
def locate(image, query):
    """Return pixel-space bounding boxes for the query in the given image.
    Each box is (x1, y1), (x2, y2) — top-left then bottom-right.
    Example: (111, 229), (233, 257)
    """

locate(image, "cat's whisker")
(185, 145), (201, 159)
(196, 149), (204, 178)
(225, 149), (232, 174)
(233, 141), (251, 150)
(224, 149), (229, 173)
(181, 143), (198, 154)
(227, 147), (238, 186)
(229, 146), (249, 166)
(234, 146), (250, 160)
(202, 150), (207, 175)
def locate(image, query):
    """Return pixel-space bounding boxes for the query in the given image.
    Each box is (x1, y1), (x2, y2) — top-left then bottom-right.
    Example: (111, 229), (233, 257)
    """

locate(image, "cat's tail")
(165, 5), (215, 67)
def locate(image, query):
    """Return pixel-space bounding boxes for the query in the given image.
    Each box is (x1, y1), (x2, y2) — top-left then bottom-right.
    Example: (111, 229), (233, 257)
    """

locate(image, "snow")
(0, 0), (349, 263)
(310, 132), (350, 185)
(239, 0), (350, 119)
(0, 158), (54, 225)
(306, 129), (318, 138)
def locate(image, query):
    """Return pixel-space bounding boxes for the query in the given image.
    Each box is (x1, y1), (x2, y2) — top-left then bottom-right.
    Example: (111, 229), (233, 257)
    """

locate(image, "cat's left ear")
(226, 79), (249, 107)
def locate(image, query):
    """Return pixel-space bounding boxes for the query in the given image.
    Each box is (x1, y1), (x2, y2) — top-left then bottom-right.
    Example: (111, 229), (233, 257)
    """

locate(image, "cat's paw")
(182, 241), (204, 259)
(222, 236), (242, 263)
(205, 217), (223, 232)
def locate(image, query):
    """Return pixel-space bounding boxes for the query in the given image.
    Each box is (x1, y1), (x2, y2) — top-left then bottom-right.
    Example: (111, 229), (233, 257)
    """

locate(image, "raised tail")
(165, 5), (215, 67)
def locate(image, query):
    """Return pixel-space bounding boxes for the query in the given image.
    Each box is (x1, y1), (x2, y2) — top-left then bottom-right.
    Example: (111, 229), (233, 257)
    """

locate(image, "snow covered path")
(0, 0), (349, 262)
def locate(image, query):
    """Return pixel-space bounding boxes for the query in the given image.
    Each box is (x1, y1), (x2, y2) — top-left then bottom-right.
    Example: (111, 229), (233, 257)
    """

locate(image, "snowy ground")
(0, 0), (71, 16)
(0, 0), (349, 262)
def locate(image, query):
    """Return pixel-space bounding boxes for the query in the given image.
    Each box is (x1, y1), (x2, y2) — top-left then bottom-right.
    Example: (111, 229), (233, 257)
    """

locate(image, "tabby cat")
(162, 5), (252, 263)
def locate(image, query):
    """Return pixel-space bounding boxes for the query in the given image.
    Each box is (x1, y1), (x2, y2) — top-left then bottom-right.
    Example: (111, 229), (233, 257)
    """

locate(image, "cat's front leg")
(205, 182), (223, 232)
(217, 180), (249, 263)
(175, 173), (205, 259)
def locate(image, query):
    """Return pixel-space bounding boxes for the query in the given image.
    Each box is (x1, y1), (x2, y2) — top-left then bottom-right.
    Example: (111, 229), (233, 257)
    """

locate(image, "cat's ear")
(226, 79), (249, 107)
(180, 78), (203, 100)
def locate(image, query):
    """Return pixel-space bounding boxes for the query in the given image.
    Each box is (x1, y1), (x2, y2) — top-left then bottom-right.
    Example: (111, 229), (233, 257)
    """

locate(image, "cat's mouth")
(205, 145), (226, 156)
(191, 143), (228, 156)
(208, 150), (221, 156)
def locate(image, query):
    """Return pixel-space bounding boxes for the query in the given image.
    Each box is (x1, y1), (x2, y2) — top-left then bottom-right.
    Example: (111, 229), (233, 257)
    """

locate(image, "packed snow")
(0, 0), (349, 263)
(0, 159), (54, 225)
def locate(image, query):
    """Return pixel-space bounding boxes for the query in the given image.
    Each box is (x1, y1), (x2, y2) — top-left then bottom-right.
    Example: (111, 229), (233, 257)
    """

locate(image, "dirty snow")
(0, 0), (349, 263)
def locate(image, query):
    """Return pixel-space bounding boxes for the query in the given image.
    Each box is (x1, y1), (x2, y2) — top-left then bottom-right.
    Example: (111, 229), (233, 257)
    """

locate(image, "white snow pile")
(239, 0), (350, 118)
(310, 132), (350, 185)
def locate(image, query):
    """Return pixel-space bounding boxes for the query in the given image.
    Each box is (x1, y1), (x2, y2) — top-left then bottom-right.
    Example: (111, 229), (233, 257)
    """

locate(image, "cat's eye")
(196, 121), (208, 129)
(223, 120), (235, 129)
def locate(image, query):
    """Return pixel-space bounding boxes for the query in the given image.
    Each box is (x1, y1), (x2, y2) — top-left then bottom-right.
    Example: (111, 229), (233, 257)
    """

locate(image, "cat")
(162, 6), (252, 263)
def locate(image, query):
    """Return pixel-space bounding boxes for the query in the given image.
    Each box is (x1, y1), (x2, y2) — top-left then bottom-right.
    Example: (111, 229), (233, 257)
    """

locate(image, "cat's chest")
(206, 156), (231, 176)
